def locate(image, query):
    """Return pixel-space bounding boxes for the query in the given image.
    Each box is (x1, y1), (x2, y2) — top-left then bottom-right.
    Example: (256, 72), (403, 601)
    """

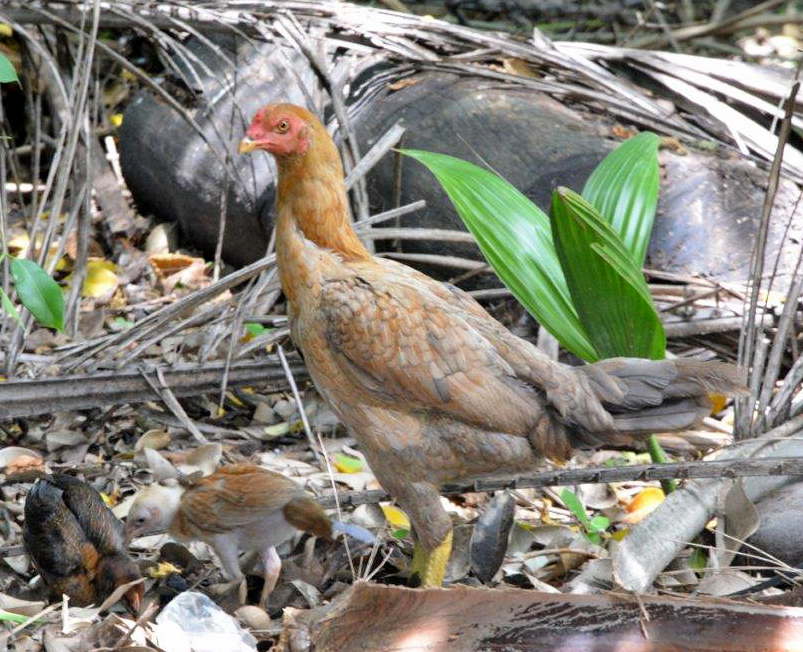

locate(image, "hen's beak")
(238, 137), (258, 154)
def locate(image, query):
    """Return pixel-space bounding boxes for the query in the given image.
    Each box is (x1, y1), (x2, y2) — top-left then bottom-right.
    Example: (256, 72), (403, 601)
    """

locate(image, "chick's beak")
(238, 137), (258, 154)
(127, 587), (142, 615)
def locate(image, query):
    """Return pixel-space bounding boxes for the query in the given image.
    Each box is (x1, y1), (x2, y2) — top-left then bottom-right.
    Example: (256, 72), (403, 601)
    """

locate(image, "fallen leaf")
(709, 392), (727, 414)
(381, 505), (410, 531)
(45, 431), (88, 452)
(387, 76), (421, 91)
(162, 259), (209, 294)
(502, 58), (538, 78)
(149, 252), (202, 276)
(0, 447), (42, 469)
(178, 443), (222, 477)
(82, 259), (120, 298)
(145, 222), (181, 255)
(334, 452), (364, 474)
(624, 487), (665, 524)
(147, 561), (182, 579)
(135, 429), (171, 453)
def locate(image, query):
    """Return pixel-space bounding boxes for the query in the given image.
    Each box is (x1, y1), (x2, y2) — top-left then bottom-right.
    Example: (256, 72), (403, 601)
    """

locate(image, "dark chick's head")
(95, 553), (143, 615)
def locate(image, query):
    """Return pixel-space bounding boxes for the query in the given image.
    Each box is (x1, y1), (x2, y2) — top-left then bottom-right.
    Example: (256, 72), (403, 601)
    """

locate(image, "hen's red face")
(238, 107), (310, 157)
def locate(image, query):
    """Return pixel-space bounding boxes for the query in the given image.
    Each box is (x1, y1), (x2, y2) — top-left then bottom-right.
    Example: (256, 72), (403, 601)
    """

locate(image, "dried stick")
(736, 76), (800, 439)
(139, 366), (209, 444)
(319, 456), (803, 509)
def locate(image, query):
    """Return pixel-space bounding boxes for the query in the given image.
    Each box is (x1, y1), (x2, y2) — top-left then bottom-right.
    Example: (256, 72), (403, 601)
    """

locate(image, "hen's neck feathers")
(275, 127), (370, 262)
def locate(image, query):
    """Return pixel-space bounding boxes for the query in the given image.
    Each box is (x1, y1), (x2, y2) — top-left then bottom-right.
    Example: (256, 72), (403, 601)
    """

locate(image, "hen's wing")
(321, 267), (545, 436)
(328, 261), (743, 447)
(177, 465), (304, 534)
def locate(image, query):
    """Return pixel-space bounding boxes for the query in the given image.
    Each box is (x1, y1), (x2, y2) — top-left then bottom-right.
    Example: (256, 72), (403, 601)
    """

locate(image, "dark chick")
(23, 475), (143, 613)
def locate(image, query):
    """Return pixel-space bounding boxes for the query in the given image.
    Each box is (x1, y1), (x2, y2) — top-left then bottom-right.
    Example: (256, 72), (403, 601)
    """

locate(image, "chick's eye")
(276, 120), (290, 134)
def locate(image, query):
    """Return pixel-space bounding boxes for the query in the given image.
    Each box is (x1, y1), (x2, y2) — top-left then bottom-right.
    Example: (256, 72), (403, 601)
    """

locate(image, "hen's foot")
(408, 529), (453, 588)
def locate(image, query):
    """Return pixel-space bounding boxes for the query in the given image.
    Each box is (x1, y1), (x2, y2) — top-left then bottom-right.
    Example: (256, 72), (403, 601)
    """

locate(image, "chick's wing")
(178, 465), (304, 534)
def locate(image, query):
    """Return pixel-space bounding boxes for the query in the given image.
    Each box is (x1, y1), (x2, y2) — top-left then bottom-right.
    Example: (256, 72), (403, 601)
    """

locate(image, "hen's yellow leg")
(409, 529), (453, 587)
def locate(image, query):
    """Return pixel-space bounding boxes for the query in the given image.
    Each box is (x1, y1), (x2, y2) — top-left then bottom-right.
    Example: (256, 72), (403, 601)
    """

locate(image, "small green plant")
(403, 132), (663, 362)
(0, 52), (65, 333)
(561, 488), (610, 544)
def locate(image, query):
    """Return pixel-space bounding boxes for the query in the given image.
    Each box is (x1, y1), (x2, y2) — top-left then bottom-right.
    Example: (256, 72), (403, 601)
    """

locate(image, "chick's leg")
(210, 536), (247, 605)
(258, 546), (281, 610)
(401, 482), (453, 588)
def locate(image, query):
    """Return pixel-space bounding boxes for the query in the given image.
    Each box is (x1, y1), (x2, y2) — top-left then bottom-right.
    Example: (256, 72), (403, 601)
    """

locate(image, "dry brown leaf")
(612, 124), (637, 139)
(6, 454), (44, 475)
(387, 76), (421, 91)
(149, 252), (203, 277)
(162, 259), (209, 294)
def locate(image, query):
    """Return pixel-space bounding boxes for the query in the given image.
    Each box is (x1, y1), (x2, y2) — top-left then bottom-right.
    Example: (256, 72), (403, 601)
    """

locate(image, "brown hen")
(239, 104), (744, 586)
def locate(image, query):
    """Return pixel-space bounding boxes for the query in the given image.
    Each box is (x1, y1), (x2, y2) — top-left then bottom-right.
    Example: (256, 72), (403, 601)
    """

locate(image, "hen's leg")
(258, 546), (281, 610)
(400, 482), (453, 588)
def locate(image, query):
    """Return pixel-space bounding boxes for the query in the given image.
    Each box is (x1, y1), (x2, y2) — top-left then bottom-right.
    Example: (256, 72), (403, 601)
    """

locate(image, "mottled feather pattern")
(175, 464), (306, 538)
(243, 102), (745, 556)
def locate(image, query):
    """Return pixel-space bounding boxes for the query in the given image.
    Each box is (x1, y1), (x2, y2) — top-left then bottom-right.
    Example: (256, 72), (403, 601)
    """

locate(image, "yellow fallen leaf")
(611, 528), (629, 541)
(100, 492), (114, 508)
(225, 392), (246, 408)
(502, 57), (538, 79)
(82, 259), (119, 298)
(624, 487), (665, 524)
(334, 452), (364, 474)
(147, 561), (181, 579)
(381, 505), (410, 530)
(0, 24), (13, 37)
(110, 113), (123, 127)
(627, 487), (665, 512)
(7, 232), (29, 255)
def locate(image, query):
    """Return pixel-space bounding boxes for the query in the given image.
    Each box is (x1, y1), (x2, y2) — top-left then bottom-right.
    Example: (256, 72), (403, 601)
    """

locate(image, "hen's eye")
(276, 120), (290, 134)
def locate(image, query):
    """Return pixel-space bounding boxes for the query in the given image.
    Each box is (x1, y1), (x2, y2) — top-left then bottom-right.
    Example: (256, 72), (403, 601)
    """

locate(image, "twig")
(319, 456), (803, 509)
(353, 201), (426, 229)
(0, 357), (305, 420)
(737, 75), (801, 439)
(628, 0), (789, 48)
(63, 254), (275, 371)
(0, 601), (60, 644)
(277, 343), (357, 579)
(344, 122), (405, 191)
(140, 366), (209, 444)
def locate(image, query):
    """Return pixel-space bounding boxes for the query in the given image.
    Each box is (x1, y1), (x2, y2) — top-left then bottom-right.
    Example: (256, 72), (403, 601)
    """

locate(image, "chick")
(23, 475), (143, 612)
(125, 464), (333, 609)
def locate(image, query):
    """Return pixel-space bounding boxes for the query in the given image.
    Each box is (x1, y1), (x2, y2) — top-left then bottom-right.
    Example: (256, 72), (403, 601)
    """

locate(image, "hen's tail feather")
(585, 358), (745, 414)
(566, 358), (745, 451)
